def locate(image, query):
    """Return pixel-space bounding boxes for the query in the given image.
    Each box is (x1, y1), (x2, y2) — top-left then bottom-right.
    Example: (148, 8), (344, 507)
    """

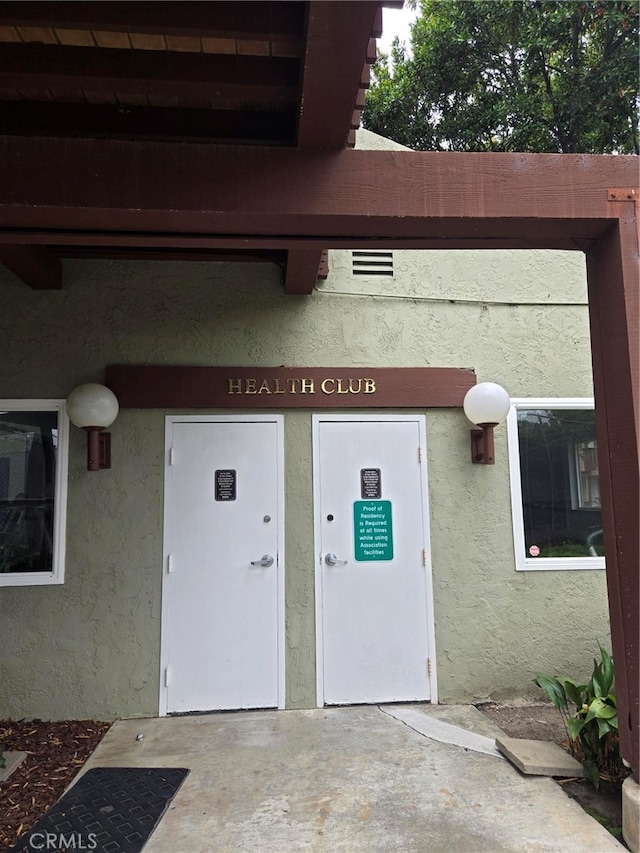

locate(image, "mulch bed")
(0, 719), (112, 849)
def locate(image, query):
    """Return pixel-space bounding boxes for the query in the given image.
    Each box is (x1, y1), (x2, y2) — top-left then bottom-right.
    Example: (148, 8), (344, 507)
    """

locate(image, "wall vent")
(351, 250), (394, 277)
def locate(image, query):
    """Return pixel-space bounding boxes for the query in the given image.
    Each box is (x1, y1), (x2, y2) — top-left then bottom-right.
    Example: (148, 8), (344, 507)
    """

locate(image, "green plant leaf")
(598, 645), (614, 695)
(591, 661), (606, 698)
(583, 758), (600, 790)
(597, 718), (615, 738)
(585, 697), (617, 723)
(534, 674), (567, 710)
(567, 717), (585, 740)
(562, 679), (586, 709)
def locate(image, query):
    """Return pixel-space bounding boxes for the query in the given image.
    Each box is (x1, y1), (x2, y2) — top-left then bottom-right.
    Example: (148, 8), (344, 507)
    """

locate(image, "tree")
(363, 0), (639, 153)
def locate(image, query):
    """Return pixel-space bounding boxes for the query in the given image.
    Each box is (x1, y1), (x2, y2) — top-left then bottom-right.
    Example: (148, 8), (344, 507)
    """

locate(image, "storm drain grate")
(10, 767), (189, 853)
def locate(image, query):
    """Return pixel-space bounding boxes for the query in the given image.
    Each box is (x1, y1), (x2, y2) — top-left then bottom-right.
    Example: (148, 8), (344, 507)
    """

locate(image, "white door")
(161, 417), (284, 714)
(314, 416), (436, 706)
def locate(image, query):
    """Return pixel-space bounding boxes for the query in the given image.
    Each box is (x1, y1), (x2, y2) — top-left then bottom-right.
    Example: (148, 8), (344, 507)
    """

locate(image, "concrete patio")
(80, 704), (623, 853)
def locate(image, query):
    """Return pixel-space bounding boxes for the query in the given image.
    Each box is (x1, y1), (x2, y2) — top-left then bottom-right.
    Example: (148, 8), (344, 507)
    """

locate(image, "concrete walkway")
(81, 704), (623, 853)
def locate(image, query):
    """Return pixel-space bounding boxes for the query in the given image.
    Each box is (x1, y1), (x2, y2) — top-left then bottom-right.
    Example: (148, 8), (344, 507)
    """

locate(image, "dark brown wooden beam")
(0, 244), (61, 288)
(106, 365), (477, 409)
(284, 249), (323, 294)
(586, 204), (639, 774)
(57, 247), (287, 265)
(317, 249), (329, 278)
(0, 231), (592, 252)
(0, 1), (306, 39)
(0, 139), (636, 242)
(0, 101), (297, 145)
(297, 1), (379, 148)
(0, 44), (299, 106)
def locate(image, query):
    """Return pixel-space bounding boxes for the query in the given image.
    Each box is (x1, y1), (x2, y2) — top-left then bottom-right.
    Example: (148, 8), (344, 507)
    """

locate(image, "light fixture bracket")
(85, 426), (111, 471)
(470, 424), (496, 465)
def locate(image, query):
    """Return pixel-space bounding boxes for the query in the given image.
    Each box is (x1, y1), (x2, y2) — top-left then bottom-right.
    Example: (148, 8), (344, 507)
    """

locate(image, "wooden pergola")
(0, 1), (637, 773)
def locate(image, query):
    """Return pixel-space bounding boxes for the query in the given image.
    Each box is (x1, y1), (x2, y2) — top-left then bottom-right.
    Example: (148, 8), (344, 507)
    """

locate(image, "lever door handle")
(250, 554), (274, 568)
(325, 553), (348, 566)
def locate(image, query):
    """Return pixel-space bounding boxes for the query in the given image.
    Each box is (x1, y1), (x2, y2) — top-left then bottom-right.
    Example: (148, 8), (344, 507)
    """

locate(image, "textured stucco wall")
(0, 183), (610, 719)
(0, 253), (610, 719)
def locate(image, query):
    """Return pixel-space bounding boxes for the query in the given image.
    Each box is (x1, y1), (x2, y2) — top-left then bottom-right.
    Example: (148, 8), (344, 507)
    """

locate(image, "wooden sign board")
(106, 365), (476, 409)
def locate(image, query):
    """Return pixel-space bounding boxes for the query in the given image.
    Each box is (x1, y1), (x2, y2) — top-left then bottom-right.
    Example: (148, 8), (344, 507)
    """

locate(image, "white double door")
(161, 417), (284, 714)
(314, 415), (436, 706)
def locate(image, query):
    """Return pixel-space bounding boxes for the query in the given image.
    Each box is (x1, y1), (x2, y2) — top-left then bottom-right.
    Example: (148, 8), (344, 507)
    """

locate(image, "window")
(507, 399), (605, 571)
(0, 401), (69, 586)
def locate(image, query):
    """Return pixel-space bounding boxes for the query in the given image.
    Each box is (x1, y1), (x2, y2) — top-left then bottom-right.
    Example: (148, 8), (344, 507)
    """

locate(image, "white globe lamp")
(66, 383), (119, 471)
(463, 382), (510, 464)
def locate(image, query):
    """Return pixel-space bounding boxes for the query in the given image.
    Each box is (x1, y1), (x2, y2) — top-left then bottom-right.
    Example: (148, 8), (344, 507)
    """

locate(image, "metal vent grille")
(351, 250), (394, 276)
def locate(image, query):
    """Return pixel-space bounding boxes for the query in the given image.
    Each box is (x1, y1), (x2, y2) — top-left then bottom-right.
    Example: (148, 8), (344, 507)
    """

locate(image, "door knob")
(325, 553), (348, 566)
(250, 554), (274, 568)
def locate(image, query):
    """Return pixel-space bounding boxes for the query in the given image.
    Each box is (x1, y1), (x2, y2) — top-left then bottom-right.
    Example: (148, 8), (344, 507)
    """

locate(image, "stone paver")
(495, 736), (586, 777)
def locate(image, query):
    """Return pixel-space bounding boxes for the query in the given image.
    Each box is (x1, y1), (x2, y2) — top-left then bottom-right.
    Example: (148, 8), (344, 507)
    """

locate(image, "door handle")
(250, 554), (274, 568)
(325, 553), (348, 566)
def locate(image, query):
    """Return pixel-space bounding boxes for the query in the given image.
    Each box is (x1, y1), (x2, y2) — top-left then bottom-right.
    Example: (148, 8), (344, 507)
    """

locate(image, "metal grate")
(351, 250), (393, 276)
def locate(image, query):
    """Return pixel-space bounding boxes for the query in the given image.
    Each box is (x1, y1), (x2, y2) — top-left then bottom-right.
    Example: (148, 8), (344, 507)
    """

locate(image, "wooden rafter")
(0, 44), (299, 106)
(0, 1), (306, 40)
(0, 244), (61, 289)
(0, 101), (296, 143)
(297, 1), (379, 149)
(283, 249), (324, 294)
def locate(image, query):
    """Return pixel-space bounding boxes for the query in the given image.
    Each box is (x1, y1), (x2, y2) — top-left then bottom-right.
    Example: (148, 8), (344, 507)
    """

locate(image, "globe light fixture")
(66, 383), (119, 471)
(463, 381), (510, 464)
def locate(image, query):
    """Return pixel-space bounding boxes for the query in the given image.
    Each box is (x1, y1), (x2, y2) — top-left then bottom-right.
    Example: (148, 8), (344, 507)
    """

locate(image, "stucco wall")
(0, 237), (609, 719)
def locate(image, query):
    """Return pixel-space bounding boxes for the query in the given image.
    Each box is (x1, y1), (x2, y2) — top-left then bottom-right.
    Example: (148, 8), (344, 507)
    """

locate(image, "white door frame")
(312, 413), (438, 707)
(159, 414), (285, 715)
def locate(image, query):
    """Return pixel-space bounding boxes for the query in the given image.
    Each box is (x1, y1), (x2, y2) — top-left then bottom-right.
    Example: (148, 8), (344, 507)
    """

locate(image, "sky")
(377, 4), (419, 57)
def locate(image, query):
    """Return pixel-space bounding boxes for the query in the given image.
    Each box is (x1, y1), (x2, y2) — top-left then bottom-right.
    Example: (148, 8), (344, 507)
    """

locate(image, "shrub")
(534, 645), (625, 789)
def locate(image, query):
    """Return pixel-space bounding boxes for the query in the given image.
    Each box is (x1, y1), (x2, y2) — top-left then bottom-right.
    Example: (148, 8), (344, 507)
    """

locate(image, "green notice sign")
(353, 500), (394, 562)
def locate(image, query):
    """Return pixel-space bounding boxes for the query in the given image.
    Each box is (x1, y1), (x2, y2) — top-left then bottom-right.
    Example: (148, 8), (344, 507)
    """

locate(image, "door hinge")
(164, 666), (172, 687)
(422, 549), (428, 567)
(427, 658), (433, 676)
(418, 447), (423, 463)
(169, 447), (175, 465)
(167, 554), (174, 574)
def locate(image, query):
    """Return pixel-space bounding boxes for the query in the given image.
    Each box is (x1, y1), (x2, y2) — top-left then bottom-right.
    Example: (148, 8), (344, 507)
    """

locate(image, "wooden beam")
(284, 249), (324, 294)
(297, 1), (379, 148)
(106, 365), (477, 409)
(317, 249), (329, 278)
(0, 139), (636, 242)
(0, 1), (306, 39)
(57, 248), (287, 265)
(586, 202), (640, 773)
(0, 245), (61, 289)
(0, 44), (298, 105)
(0, 231), (592, 252)
(0, 101), (297, 144)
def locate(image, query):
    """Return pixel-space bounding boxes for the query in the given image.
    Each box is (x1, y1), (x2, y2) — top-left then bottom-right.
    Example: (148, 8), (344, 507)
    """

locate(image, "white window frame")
(507, 398), (605, 572)
(0, 400), (69, 586)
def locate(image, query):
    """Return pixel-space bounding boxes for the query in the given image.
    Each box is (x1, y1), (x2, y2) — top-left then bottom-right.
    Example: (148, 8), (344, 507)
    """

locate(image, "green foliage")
(364, 0), (639, 153)
(534, 645), (624, 788)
